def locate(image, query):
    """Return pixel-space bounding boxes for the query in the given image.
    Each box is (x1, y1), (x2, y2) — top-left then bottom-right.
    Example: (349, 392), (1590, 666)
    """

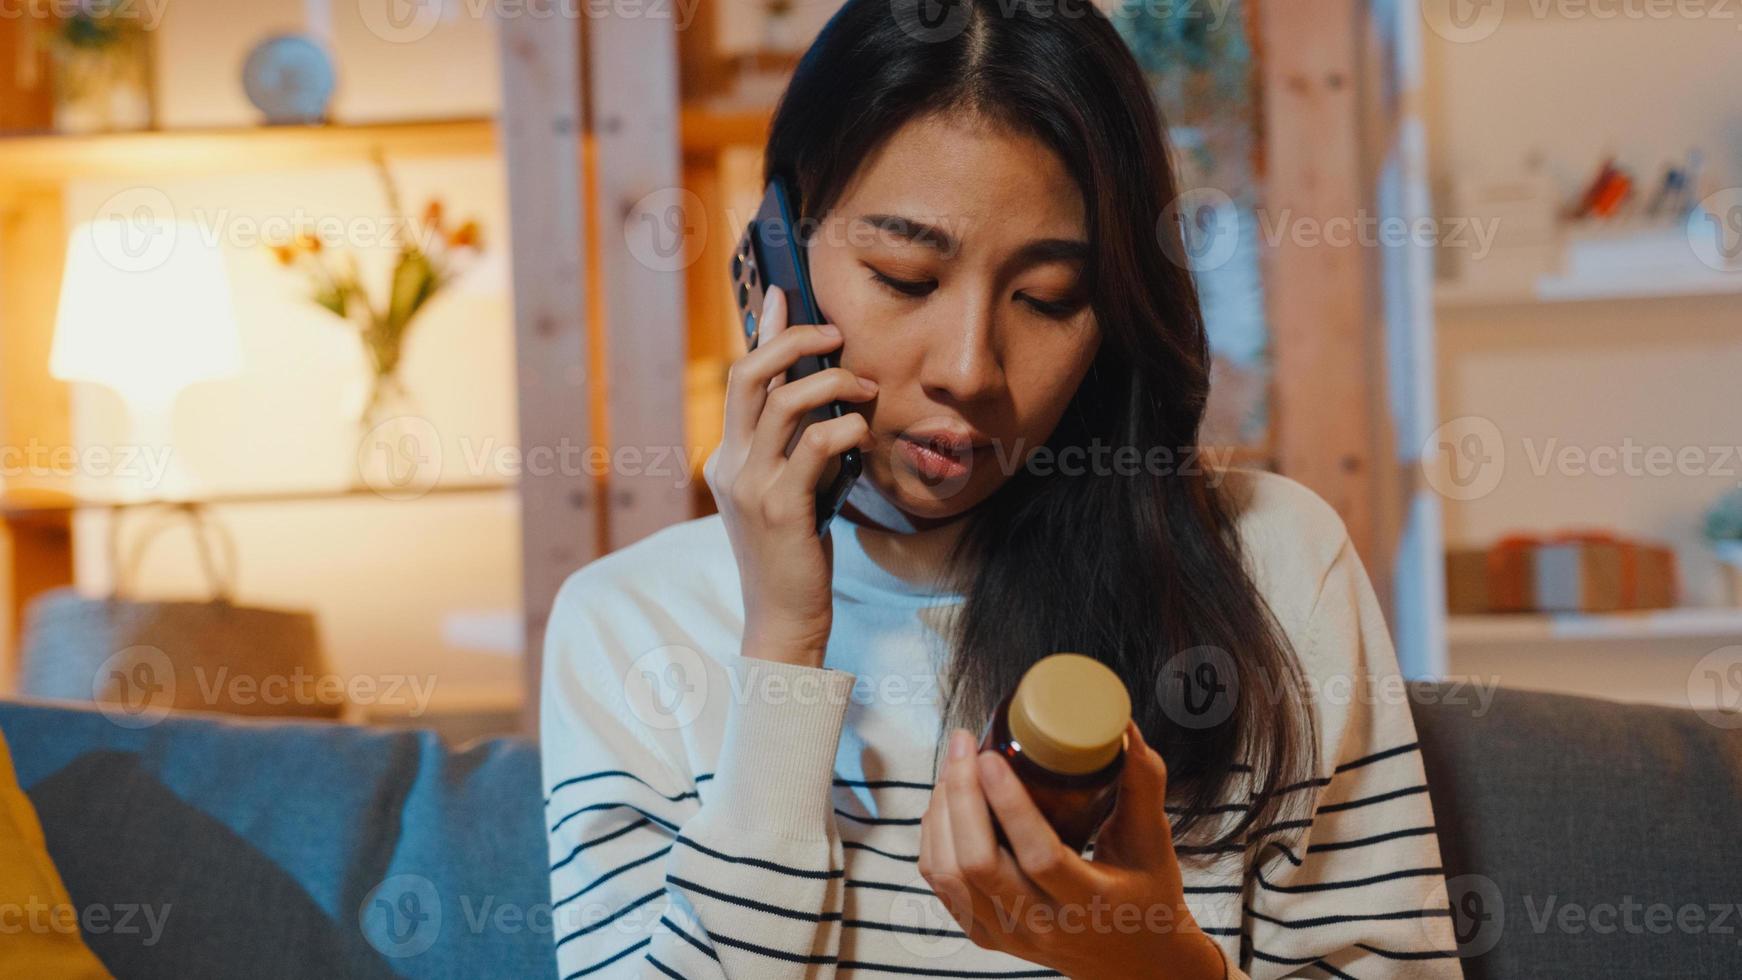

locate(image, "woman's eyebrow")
(852, 213), (1088, 267)
(855, 213), (959, 252)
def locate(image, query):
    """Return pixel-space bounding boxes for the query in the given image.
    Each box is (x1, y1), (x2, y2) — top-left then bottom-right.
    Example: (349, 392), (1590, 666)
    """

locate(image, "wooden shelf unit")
(0, 116), (519, 684)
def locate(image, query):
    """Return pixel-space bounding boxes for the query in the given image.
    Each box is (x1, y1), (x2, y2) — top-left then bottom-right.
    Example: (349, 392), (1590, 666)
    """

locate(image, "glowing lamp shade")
(51, 219), (242, 405)
(50, 219), (243, 498)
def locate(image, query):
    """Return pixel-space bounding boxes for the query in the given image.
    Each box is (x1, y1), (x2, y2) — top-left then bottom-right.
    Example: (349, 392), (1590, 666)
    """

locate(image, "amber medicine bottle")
(977, 652), (1131, 854)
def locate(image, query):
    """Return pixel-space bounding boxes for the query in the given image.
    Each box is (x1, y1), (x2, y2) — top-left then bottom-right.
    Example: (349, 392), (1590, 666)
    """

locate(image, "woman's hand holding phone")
(704, 285), (879, 669)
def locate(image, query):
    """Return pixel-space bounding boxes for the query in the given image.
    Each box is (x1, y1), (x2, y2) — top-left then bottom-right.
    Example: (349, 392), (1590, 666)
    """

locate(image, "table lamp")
(50, 219), (243, 501)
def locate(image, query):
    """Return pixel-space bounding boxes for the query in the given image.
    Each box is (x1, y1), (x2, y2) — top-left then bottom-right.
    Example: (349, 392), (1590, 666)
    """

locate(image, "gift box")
(1444, 532), (1679, 614)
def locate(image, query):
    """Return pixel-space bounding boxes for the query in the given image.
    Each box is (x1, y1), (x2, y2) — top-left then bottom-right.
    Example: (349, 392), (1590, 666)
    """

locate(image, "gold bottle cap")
(1008, 653), (1131, 775)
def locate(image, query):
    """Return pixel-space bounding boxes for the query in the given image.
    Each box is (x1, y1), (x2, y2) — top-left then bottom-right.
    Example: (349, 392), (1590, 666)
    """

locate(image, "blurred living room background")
(0, 0), (1737, 740)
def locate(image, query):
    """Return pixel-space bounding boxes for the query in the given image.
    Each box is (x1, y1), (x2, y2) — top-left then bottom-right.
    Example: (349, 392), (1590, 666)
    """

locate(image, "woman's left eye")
(869, 269), (936, 298)
(1018, 293), (1080, 319)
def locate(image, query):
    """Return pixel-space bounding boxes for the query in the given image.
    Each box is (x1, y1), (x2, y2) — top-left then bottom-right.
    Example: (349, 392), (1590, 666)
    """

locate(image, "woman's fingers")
(975, 750), (1090, 901)
(1093, 721), (1172, 868)
(756, 285), (791, 393)
(723, 325), (841, 453)
(920, 764), (977, 936)
(773, 412), (871, 500)
(944, 737), (1028, 899)
(746, 366), (876, 468)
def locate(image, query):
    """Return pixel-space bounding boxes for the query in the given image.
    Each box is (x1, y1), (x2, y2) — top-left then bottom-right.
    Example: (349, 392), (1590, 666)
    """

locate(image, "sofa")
(3, 683), (1739, 979)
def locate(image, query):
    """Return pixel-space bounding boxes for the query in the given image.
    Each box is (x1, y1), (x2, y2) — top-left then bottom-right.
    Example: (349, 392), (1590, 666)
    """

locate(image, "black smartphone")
(730, 176), (863, 538)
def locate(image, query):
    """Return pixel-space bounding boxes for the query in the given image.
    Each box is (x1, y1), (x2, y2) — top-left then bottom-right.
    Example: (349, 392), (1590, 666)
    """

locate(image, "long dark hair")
(765, 0), (1317, 852)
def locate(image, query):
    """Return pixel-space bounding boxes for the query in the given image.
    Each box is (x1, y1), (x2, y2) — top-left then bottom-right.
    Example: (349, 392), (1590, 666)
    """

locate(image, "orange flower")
(271, 243), (296, 265)
(448, 220), (480, 249)
(423, 199), (445, 229)
(295, 230), (322, 253)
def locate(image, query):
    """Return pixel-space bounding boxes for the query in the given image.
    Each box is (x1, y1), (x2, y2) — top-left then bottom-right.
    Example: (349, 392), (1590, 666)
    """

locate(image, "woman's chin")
(876, 469), (990, 524)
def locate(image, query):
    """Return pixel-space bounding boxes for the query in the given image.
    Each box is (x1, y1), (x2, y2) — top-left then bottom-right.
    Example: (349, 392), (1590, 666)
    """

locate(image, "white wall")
(150, 0), (501, 127)
(1422, 2), (1742, 192)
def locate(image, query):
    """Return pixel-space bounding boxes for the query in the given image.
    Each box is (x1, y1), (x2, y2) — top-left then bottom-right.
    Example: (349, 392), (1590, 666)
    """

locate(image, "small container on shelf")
(1446, 530), (1679, 614)
(1714, 541), (1742, 608)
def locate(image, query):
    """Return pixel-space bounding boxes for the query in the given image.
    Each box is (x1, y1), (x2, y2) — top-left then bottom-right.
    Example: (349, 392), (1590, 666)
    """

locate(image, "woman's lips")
(898, 435), (987, 481)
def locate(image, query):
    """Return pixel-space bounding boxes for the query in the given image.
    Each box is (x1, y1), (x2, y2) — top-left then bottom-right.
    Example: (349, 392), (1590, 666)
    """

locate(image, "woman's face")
(807, 109), (1101, 525)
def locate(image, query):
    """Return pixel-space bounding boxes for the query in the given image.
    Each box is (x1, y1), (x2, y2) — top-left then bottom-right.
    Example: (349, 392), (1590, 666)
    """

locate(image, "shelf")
(0, 109), (767, 187)
(1436, 270), (1742, 308)
(1448, 608), (1742, 645)
(0, 118), (499, 184)
(1434, 219), (1742, 308)
(0, 481), (515, 520)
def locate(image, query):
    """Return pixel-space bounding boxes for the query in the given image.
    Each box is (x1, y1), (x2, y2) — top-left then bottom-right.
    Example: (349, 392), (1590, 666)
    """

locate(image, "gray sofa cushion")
(1411, 681), (1742, 979)
(0, 698), (553, 980)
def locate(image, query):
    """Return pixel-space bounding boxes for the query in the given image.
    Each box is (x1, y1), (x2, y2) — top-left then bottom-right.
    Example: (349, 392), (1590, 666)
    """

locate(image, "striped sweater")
(539, 469), (1461, 979)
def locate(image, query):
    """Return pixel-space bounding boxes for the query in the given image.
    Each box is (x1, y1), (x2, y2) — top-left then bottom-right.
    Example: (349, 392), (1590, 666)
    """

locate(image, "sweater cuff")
(709, 654), (856, 840)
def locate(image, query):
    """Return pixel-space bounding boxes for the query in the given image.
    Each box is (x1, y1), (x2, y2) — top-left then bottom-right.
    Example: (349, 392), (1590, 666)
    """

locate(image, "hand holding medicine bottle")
(704, 284), (878, 669)
(918, 654), (1230, 980)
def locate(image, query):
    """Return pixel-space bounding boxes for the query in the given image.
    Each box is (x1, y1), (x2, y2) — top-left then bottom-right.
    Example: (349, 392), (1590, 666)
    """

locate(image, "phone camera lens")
(731, 253), (742, 280)
(737, 283), (748, 310)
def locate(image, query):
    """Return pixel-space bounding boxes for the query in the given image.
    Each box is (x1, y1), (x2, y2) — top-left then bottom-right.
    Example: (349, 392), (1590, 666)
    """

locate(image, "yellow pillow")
(0, 725), (113, 979)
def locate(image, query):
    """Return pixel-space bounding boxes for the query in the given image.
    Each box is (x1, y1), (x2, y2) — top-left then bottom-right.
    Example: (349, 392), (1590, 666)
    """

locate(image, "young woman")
(540, 1), (1459, 977)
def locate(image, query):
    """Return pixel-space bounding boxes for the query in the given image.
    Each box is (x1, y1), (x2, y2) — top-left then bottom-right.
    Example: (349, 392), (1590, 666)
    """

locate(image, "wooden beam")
(588, 9), (692, 550)
(1256, 0), (1386, 596)
(0, 185), (73, 686)
(498, 13), (600, 735)
(0, 15), (52, 132)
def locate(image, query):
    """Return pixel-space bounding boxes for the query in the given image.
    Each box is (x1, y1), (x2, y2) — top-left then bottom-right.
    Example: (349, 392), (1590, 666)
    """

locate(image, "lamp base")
(116, 395), (197, 502)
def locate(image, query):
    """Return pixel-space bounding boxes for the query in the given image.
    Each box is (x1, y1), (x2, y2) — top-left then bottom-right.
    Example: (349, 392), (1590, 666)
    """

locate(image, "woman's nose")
(918, 297), (1005, 405)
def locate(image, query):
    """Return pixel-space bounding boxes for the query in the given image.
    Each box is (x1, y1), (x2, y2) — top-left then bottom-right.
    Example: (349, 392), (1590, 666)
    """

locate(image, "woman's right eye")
(868, 268), (937, 298)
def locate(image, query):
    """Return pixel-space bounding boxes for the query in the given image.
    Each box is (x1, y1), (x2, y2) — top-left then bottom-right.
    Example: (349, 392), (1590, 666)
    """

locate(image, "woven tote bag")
(16, 504), (339, 725)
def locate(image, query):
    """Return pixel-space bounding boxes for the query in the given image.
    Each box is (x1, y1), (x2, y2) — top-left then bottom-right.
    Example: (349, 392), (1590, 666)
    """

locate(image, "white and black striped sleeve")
(1240, 539), (1462, 980)
(540, 571), (854, 980)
